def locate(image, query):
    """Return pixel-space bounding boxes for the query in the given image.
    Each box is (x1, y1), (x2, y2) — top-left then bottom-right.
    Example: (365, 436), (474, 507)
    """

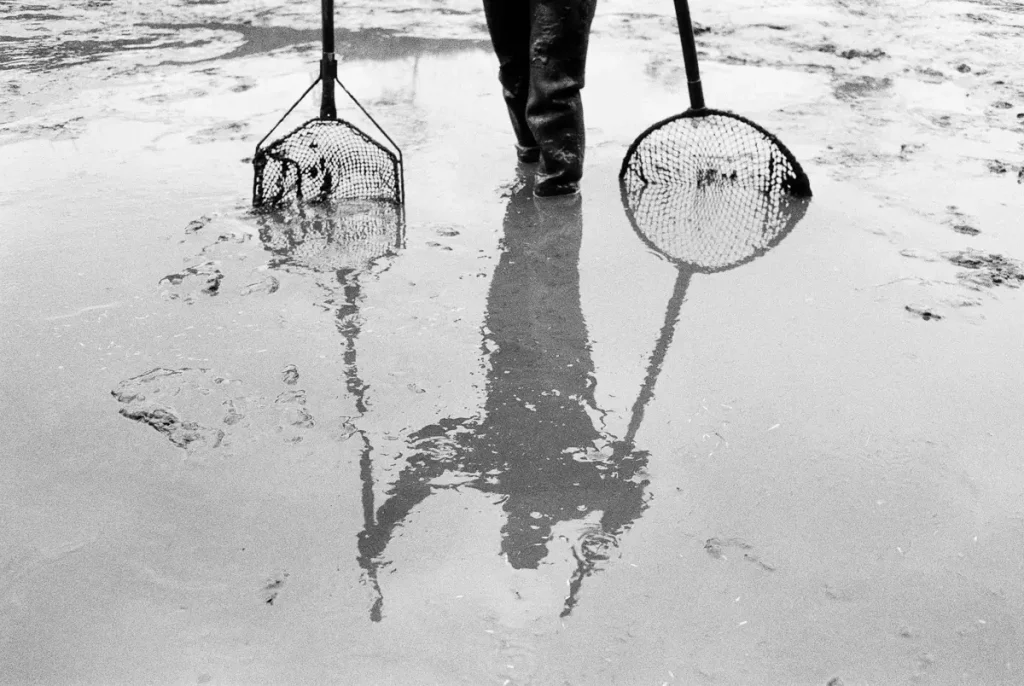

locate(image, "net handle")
(673, 0), (706, 111)
(320, 0), (337, 119)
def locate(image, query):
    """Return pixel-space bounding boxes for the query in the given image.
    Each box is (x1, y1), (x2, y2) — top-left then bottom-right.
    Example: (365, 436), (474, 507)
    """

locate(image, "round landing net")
(257, 199), (404, 274)
(253, 119), (403, 208)
(622, 109), (811, 206)
(621, 110), (811, 271)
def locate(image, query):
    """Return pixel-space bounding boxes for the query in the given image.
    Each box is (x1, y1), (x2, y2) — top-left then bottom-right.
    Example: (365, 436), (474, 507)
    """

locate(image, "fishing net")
(622, 109), (811, 204)
(253, 119), (403, 208)
(256, 199), (404, 274)
(621, 109), (810, 272)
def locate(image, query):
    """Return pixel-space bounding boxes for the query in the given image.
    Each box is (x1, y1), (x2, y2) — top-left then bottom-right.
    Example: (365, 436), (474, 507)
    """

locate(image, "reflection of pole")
(336, 268), (385, 621)
(562, 544), (595, 618)
(337, 271), (368, 414)
(615, 269), (692, 457)
(357, 432), (384, 622)
(255, 204), (404, 622)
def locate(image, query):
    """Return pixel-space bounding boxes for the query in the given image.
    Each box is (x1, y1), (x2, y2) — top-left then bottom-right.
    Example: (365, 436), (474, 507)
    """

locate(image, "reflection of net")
(253, 119), (402, 208)
(257, 200), (403, 273)
(622, 180), (808, 272)
(621, 110), (811, 205)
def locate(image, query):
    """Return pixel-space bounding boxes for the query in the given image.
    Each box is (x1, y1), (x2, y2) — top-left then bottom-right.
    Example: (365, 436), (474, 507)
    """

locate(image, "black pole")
(672, 0), (705, 111)
(320, 0), (337, 119)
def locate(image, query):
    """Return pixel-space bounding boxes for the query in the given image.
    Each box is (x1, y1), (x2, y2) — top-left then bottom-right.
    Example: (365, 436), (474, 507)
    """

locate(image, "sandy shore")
(2, 1), (1023, 683)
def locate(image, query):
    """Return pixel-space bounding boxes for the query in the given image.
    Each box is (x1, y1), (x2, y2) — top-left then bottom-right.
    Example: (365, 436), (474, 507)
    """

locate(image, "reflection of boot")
(533, 187), (583, 215)
(484, 0), (596, 195)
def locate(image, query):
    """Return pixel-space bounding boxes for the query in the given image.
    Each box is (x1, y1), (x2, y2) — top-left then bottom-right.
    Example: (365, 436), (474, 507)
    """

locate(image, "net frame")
(254, 117), (404, 208)
(621, 108), (812, 203)
(251, 0), (404, 211)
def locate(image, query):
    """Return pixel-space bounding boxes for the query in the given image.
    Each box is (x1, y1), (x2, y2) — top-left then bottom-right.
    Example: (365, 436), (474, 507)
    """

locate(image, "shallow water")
(2, 1), (1024, 684)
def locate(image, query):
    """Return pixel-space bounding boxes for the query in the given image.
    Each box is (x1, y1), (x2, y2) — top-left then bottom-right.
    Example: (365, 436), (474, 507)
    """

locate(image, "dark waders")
(482, 0), (597, 196)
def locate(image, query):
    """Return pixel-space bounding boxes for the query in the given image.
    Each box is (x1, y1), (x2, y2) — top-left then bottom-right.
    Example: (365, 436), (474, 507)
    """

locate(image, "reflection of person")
(358, 175), (648, 617)
(482, 0), (597, 197)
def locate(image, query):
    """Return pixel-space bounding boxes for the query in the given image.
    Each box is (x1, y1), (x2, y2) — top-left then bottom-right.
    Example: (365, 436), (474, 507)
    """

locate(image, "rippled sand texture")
(2, 0), (1024, 684)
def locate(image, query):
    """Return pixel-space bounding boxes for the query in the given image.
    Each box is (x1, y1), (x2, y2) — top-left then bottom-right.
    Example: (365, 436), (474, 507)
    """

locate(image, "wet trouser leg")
(527, 0), (595, 194)
(483, 0), (596, 194)
(482, 0), (538, 157)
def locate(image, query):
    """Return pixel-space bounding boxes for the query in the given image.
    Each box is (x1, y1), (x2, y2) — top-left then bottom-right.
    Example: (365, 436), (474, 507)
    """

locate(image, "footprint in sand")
(173, 215), (281, 300)
(261, 571), (289, 606)
(111, 366), (316, 452)
(159, 262), (223, 303)
(111, 368), (225, 452)
(704, 537), (776, 572)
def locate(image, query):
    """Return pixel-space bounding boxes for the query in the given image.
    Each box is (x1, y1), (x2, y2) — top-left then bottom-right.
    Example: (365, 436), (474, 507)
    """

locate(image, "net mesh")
(621, 110), (810, 199)
(253, 119), (402, 208)
(257, 200), (404, 274)
(621, 109), (810, 271)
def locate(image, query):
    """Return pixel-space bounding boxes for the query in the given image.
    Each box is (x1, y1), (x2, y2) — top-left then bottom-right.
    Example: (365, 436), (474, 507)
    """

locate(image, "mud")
(945, 249), (1024, 290)
(281, 363), (300, 385)
(3, 0), (1024, 684)
(159, 261), (224, 302)
(112, 368), (227, 450)
(111, 365), (323, 451)
(904, 304), (944, 321)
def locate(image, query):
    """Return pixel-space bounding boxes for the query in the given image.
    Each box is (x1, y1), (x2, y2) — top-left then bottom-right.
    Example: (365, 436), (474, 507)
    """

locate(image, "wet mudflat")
(2, 0), (1024, 684)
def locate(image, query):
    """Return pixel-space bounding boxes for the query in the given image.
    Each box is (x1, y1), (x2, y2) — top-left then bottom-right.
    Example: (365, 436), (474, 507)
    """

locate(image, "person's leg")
(482, 0), (540, 162)
(527, 0), (597, 196)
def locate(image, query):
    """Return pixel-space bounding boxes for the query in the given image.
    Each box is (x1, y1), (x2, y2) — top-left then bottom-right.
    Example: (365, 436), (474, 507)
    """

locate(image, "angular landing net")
(251, 0), (403, 209)
(254, 117), (403, 208)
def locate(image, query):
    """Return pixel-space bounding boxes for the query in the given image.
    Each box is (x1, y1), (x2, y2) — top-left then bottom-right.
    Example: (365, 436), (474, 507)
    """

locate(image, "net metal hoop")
(253, 118), (404, 209)
(620, 108), (812, 199)
(620, 107), (811, 272)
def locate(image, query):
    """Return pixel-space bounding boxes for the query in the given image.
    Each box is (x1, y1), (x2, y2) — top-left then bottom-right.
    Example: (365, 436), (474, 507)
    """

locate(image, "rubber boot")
(527, 0), (596, 196)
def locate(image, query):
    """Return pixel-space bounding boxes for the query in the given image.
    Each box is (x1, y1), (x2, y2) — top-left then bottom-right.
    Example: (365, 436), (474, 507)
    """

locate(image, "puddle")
(3, 0), (1024, 683)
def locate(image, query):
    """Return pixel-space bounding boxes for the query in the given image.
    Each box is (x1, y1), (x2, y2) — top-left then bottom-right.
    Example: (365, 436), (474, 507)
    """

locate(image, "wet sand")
(2, 0), (1024, 684)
